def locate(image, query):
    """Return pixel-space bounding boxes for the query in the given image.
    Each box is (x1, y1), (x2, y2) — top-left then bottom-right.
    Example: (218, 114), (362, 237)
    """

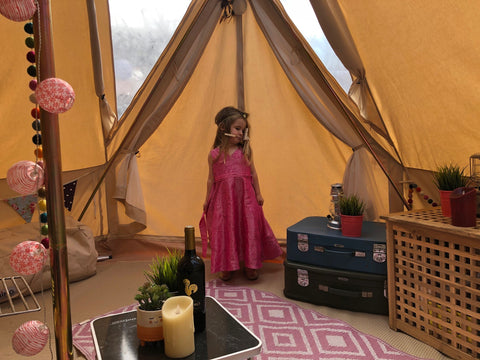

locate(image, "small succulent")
(134, 282), (171, 311)
(433, 164), (468, 191)
(339, 194), (365, 216)
(144, 249), (182, 293)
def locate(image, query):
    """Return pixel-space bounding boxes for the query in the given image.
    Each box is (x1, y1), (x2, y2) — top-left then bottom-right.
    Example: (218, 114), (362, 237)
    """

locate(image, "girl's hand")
(203, 201), (209, 212)
(256, 194), (264, 206)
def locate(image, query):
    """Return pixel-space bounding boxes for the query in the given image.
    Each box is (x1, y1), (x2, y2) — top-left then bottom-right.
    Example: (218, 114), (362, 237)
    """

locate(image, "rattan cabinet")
(382, 209), (480, 360)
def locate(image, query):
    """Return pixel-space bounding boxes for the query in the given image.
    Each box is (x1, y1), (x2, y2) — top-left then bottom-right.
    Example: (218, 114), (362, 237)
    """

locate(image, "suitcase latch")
(297, 234), (309, 252)
(297, 269), (309, 287)
(373, 244), (387, 263)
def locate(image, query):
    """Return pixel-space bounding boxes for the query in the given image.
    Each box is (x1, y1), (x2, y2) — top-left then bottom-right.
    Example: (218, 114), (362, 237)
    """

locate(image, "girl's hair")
(212, 106), (251, 162)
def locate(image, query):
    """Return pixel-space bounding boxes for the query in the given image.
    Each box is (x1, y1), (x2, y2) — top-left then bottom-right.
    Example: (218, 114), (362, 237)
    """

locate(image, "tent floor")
(1, 255), (452, 359)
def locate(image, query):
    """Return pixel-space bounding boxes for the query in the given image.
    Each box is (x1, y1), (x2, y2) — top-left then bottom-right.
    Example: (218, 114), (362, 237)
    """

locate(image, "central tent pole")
(35, 1), (73, 358)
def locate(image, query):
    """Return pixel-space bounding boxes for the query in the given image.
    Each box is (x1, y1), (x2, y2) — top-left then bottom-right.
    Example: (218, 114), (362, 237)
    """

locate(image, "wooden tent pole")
(35, 1), (73, 358)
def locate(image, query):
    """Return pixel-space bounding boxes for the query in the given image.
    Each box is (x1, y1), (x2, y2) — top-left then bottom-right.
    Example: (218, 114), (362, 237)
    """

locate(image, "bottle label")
(182, 279), (198, 296)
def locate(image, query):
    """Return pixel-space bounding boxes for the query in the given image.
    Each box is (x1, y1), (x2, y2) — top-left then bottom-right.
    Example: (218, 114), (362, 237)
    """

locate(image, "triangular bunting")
(63, 180), (77, 211)
(5, 194), (38, 223)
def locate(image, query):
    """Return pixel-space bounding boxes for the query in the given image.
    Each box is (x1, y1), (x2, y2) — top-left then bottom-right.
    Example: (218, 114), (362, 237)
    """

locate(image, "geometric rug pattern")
(72, 279), (433, 360)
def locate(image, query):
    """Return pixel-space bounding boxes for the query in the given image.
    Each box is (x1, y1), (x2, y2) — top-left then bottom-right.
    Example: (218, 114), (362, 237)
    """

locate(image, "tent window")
(280, 0), (351, 91)
(109, 0), (191, 117)
(108, 0), (350, 118)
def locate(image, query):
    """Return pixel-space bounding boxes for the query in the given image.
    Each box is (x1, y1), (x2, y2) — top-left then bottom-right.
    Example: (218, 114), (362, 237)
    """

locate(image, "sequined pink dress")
(199, 147), (283, 273)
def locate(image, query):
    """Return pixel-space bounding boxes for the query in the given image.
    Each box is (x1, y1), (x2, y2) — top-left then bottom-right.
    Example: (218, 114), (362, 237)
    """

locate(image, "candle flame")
(174, 305), (181, 315)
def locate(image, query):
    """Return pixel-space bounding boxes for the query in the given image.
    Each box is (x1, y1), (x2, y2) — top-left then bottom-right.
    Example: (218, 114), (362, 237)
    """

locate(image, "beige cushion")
(0, 216), (97, 293)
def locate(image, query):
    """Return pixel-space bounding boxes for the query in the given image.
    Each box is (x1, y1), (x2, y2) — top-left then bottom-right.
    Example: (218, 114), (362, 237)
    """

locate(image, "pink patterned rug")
(73, 280), (432, 360)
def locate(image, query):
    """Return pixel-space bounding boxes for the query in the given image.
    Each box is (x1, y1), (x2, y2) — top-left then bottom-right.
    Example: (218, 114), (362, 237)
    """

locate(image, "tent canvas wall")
(0, 0), (478, 246)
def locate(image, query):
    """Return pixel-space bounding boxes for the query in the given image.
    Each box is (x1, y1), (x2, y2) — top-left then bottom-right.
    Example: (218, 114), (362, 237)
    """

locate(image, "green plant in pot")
(339, 194), (365, 237)
(433, 164), (468, 217)
(433, 164), (468, 191)
(144, 249), (182, 294)
(135, 282), (171, 345)
(135, 282), (171, 311)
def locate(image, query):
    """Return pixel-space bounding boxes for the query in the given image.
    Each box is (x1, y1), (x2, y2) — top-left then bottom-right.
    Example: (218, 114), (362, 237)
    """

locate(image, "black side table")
(91, 296), (262, 360)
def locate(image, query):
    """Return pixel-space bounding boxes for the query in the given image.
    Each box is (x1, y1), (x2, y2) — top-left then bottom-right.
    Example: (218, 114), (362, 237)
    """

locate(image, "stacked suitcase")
(283, 216), (388, 315)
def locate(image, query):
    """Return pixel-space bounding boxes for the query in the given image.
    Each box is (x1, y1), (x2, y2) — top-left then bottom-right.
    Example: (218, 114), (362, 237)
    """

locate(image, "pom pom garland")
(0, 0), (37, 22)
(29, 79), (37, 90)
(26, 64), (36, 76)
(25, 36), (34, 48)
(9, 240), (47, 276)
(23, 21), (33, 34)
(40, 237), (49, 249)
(38, 198), (47, 212)
(35, 78), (75, 114)
(31, 119), (41, 131)
(32, 133), (41, 145)
(408, 183), (438, 208)
(34, 146), (43, 158)
(30, 106), (39, 118)
(26, 50), (35, 63)
(6, 160), (44, 195)
(12, 320), (49, 356)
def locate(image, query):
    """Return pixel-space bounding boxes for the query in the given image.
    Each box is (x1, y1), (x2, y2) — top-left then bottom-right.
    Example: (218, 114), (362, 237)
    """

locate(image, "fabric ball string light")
(9, 240), (47, 276)
(35, 77), (75, 114)
(4, 8), (52, 357)
(0, 0), (36, 22)
(6, 160), (44, 195)
(12, 320), (49, 356)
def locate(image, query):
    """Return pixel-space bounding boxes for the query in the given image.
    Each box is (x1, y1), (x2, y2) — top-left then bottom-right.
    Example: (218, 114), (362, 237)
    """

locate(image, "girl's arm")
(250, 154), (264, 206)
(203, 153), (214, 211)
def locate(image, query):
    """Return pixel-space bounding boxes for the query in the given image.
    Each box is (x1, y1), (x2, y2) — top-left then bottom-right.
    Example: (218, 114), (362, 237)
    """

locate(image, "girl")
(199, 106), (283, 281)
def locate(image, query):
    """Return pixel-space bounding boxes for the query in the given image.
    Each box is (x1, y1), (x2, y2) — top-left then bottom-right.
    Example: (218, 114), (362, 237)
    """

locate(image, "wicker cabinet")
(382, 209), (480, 360)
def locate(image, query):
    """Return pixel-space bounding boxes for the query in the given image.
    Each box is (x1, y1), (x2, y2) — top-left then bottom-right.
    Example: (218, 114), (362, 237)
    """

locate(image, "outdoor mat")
(72, 279), (433, 360)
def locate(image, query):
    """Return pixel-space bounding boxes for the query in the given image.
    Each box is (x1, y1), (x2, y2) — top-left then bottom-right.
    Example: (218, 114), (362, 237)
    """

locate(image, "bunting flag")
(5, 194), (37, 223)
(63, 180), (77, 211)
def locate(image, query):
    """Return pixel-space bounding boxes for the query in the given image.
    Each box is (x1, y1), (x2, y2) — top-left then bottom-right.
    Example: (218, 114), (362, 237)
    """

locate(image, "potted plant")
(339, 194), (365, 237)
(433, 164), (468, 217)
(135, 282), (171, 345)
(144, 249), (182, 293)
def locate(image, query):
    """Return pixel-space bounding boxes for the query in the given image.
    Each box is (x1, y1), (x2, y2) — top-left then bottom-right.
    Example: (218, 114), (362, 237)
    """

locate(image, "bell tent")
(0, 0), (478, 246)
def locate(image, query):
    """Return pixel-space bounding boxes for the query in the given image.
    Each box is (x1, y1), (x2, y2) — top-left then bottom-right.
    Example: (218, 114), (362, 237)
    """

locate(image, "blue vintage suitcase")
(283, 260), (388, 315)
(286, 216), (387, 275)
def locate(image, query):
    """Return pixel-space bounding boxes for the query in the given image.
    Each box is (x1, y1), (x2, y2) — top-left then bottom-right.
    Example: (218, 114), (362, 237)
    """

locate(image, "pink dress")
(199, 147), (283, 273)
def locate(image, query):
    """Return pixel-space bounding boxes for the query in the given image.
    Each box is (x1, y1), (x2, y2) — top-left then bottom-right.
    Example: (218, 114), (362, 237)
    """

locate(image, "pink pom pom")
(12, 320), (49, 356)
(0, 0), (36, 22)
(9, 241), (47, 275)
(7, 160), (44, 195)
(35, 78), (75, 114)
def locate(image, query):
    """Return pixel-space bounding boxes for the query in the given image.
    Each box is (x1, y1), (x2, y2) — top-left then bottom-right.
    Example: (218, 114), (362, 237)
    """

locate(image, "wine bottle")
(177, 225), (206, 332)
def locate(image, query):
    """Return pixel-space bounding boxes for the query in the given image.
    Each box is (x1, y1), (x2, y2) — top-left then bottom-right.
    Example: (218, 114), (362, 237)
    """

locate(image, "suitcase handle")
(318, 285), (368, 298)
(321, 247), (355, 256)
(315, 246), (365, 256)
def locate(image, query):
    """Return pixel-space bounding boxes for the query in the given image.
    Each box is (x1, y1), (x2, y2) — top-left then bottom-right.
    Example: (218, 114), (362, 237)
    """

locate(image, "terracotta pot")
(340, 214), (363, 237)
(136, 306), (163, 345)
(439, 190), (452, 217)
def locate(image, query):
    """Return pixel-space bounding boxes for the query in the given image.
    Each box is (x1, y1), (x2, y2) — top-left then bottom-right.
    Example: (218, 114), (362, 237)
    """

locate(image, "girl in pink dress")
(199, 106), (283, 281)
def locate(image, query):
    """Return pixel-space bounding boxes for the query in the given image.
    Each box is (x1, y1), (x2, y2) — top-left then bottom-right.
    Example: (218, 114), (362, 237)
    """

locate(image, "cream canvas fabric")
(0, 0), (478, 242)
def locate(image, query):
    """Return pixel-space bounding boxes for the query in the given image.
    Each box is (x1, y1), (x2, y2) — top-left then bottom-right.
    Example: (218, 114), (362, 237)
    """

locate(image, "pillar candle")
(162, 296), (195, 358)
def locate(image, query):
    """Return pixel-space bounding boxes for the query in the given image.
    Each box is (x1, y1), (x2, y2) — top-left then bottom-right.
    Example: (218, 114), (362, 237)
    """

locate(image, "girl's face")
(228, 118), (247, 144)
